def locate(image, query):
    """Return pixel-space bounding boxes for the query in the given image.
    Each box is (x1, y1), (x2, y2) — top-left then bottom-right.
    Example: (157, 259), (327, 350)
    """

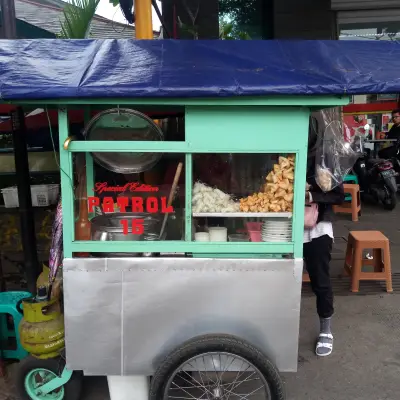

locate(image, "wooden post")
(134, 0), (153, 39)
(0, 0), (17, 39)
(11, 108), (40, 294)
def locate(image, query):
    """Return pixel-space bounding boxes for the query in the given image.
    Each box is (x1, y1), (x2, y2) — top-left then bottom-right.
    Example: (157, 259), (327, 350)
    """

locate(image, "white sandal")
(316, 333), (333, 357)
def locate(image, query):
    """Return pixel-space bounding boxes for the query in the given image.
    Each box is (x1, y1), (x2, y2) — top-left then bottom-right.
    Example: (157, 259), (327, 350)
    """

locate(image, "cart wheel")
(15, 356), (83, 400)
(150, 334), (285, 400)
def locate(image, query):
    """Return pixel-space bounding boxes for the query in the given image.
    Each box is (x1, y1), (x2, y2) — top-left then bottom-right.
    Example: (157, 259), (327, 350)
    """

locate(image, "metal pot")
(91, 213), (160, 257)
(83, 109), (164, 174)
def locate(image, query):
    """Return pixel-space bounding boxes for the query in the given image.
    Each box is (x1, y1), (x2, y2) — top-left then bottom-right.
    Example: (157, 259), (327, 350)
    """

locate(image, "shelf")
(0, 171), (59, 176)
(192, 212), (292, 218)
(70, 240), (294, 254)
(0, 147), (45, 154)
(0, 204), (57, 213)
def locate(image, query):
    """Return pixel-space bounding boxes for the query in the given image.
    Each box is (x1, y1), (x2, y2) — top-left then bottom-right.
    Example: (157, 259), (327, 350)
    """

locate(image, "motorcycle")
(353, 136), (398, 211)
(378, 137), (400, 191)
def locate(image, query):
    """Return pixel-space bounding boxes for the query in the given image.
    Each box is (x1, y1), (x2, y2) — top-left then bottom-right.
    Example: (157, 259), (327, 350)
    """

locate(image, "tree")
(219, 0), (263, 39)
(59, 0), (100, 39)
(219, 20), (251, 40)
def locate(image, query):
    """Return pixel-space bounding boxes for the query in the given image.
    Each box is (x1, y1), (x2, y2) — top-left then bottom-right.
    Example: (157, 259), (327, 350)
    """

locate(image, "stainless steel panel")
(63, 257), (303, 376)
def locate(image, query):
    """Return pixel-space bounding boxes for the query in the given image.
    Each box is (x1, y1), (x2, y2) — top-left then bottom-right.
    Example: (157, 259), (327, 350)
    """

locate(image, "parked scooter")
(352, 136), (398, 210)
(378, 137), (400, 190)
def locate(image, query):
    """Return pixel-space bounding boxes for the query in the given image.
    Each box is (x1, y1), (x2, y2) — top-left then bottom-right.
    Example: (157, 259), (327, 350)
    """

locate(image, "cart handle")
(63, 136), (76, 150)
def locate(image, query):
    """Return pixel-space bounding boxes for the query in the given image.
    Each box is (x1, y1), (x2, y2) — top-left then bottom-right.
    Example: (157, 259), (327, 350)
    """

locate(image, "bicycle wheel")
(150, 334), (285, 400)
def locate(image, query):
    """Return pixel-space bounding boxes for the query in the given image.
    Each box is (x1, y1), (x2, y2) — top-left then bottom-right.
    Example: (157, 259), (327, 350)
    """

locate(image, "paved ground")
(1, 201), (400, 399)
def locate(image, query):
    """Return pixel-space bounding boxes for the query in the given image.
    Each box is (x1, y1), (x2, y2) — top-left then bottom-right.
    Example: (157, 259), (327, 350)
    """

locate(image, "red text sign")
(94, 182), (159, 194)
(89, 182), (174, 235)
(88, 196), (173, 214)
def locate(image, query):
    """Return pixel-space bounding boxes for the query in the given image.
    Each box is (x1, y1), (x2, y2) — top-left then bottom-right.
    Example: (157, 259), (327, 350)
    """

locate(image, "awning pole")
(11, 108), (40, 294)
(134, 0), (153, 39)
(0, 0), (17, 38)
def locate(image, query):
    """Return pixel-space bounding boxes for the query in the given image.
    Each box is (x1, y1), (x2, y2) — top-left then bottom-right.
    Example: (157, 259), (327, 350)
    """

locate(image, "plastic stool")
(333, 184), (361, 222)
(343, 174), (359, 201)
(344, 231), (393, 293)
(0, 291), (31, 360)
(302, 271), (310, 283)
(344, 174), (359, 184)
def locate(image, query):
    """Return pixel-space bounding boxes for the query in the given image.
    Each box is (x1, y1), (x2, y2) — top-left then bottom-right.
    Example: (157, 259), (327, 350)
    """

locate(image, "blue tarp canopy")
(0, 39), (400, 100)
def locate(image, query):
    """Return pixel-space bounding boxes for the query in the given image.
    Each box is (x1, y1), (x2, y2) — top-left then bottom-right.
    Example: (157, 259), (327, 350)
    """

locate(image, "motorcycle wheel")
(383, 189), (397, 211)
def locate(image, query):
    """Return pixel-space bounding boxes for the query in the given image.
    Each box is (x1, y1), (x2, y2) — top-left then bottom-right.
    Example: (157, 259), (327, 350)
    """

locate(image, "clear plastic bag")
(311, 108), (361, 192)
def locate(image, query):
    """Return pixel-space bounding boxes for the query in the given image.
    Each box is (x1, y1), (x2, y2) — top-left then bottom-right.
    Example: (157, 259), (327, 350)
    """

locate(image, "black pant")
(378, 144), (396, 160)
(303, 235), (334, 319)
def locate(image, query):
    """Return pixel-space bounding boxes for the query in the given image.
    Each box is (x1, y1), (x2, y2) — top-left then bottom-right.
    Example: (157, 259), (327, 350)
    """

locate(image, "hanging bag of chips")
(313, 108), (360, 192)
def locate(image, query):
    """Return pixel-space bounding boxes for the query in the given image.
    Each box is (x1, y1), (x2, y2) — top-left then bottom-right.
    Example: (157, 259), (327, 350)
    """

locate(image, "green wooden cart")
(59, 95), (347, 400)
(0, 39), (356, 400)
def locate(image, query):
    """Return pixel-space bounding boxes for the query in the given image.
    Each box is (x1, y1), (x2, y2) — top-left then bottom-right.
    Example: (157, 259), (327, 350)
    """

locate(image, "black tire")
(150, 334), (285, 400)
(383, 190), (397, 211)
(15, 355), (83, 400)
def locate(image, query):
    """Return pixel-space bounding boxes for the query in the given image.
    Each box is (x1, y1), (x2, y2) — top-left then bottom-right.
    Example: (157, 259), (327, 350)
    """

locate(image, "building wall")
(273, 0), (336, 39)
(332, 0), (400, 11)
(335, 0), (400, 40)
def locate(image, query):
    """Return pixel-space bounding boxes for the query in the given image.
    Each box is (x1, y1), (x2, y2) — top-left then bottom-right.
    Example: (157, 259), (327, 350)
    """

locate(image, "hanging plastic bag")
(311, 108), (361, 192)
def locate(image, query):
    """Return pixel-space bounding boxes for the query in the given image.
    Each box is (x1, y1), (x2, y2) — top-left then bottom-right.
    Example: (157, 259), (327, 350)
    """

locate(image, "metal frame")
(10, 96), (348, 106)
(52, 96), (349, 259)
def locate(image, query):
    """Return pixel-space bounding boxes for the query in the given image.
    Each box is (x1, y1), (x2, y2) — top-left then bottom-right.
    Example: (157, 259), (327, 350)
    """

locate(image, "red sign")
(94, 182), (159, 194)
(89, 183), (173, 235)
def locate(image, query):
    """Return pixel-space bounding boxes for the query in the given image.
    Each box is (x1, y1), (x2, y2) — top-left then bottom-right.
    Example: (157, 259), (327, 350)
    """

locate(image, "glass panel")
(72, 151), (186, 250)
(192, 153), (295, 243)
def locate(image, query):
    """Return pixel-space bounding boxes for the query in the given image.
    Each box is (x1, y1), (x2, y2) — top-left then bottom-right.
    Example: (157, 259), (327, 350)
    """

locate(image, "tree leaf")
(59, 0), (100, 39)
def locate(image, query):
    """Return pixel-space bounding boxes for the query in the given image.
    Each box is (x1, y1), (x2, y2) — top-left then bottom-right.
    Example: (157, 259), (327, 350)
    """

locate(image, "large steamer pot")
(83, 108), (164, 174)
(91, 213), (160, 257)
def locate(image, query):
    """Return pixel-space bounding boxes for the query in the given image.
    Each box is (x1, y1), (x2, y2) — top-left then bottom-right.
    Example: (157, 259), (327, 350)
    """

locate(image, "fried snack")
(284, 192), (294, 202)
(283, 168), (294, 181)
(275, 189), (286, 199)
(266, 183), (278, 193)
(316, 167), (332, 192)
(279, 156), (290, 169)
(278, 178), (290, 190)
(240, 154), (296, 213)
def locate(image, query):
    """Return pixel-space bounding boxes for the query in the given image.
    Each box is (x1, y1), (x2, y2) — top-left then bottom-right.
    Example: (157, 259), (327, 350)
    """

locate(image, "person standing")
(387, 109), (400, 140)
(303, 123), (345, 357)
(378, 109), (400, 159)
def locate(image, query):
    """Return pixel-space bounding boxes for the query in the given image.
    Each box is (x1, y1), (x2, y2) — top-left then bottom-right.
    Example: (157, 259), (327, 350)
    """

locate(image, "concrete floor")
(1, 202), (400, 399)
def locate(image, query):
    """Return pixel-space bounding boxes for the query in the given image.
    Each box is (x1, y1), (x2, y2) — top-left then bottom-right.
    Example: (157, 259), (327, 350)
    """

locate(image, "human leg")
(303, 235), (334, 356)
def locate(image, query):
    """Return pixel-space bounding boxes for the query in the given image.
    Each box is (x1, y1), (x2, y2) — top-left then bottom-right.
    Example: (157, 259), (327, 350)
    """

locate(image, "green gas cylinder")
(19, 287), (65, 359)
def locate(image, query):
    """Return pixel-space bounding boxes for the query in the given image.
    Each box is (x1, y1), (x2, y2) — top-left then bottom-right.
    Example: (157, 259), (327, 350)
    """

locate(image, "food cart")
(1, 39), (356, 400)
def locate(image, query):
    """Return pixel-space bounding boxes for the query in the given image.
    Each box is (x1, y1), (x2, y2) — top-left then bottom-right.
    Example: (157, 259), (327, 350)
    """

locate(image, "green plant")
(219, 0), (260, 38)
(219, 20), (251, 40)
(59, 0), (100, 39)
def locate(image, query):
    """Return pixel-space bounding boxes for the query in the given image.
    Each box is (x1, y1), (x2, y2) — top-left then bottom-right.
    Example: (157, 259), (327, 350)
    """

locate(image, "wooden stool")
(344, 231), (393, 293)
(333, 184), (361, 222)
